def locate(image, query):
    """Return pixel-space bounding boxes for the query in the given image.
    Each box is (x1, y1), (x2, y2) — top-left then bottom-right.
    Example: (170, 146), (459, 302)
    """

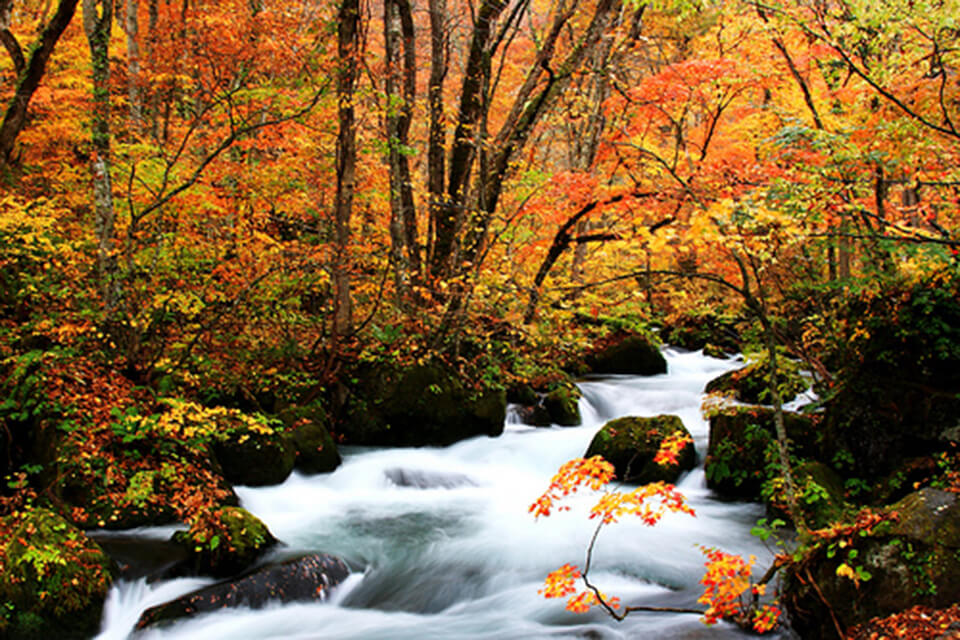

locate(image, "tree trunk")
(384, 0), (418, 302)
(0, 0), (80, 166)
(83, 0), (118, 307)
(123, 0), (142, 132)
(429, 0), (507, 281)
(426, 0), (447, 273)
(332, 0), (359, 337)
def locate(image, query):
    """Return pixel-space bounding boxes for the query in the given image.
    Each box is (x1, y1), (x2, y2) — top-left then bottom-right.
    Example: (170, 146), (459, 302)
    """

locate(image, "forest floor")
(846, 604), (960, 640)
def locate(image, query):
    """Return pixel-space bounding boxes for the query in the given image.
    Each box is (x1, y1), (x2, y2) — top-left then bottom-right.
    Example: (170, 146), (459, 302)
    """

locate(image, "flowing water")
(96, 349), (792, 639)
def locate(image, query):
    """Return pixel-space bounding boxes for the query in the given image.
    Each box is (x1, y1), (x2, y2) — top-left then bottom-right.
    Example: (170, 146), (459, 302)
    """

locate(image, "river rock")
(291, 420), (341, 474)
(514, 382), (582, 427)
(0, 509), (116, 640)
(584, 415), (695, 484)
(584, 334), (666, 376)
(337, 361), (505, 447)
(783, 488), (960, 638)
(135, 553), (351, 629)
(89, 533), (189, 581)
(385, 467), (477, 489)
(212, 423), (296, 487)
(172, 506), (277, 578)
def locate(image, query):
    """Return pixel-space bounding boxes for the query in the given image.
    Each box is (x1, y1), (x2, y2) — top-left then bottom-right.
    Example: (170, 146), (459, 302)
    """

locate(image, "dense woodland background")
(1, 0), (960, 637)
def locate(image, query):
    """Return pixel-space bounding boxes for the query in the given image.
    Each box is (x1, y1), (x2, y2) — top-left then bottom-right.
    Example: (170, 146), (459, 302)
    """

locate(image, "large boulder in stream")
(585, 415), (696, 484)
(136, 553), (351, 629)
(783, 488), (960, 639)
(172, 506), (277, 578)
(338, 361), (506, 447)
(583, 334), (666, 376)
(0, 509), (116, 640)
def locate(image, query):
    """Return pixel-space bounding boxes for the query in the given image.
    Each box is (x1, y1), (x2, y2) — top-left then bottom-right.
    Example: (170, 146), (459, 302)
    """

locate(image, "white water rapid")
(96, 348), (791, 639)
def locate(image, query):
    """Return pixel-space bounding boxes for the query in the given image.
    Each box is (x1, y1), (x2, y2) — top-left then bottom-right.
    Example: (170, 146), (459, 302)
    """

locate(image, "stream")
(94, 348), (793, 639)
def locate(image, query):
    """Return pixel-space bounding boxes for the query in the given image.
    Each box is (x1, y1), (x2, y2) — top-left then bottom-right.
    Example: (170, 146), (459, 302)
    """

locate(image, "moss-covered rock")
(515, 381), (582, 427)
(702, 343), (728, 359)
(704, 405), (817, 500)
(290, 420), (341, 474)
(338, 361), (506, 447)
(583, 334), (666, 376)
(210, 414), (296, 487)
(0, 509), (115, 640)
(543, 384), (582, 426)
(172, 506), (277, 578)
(783, 488), (960, 639)
(584, 415), (696, 484)
(704, 357), (806, 405)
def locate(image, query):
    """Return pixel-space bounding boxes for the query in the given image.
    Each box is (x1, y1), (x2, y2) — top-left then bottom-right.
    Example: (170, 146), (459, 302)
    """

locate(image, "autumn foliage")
(532, 441), (781, 633)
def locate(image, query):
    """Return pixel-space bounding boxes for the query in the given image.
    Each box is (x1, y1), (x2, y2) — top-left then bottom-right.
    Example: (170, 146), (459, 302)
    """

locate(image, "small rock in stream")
(384, 467), (477, 489)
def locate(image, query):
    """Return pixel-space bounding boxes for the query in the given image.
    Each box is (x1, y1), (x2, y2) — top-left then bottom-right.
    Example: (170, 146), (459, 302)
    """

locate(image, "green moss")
(173, 506), (276, 578)
(543, 383), (581, 426)
(704, 405), (816, 501)
(0, 509), (115, 640)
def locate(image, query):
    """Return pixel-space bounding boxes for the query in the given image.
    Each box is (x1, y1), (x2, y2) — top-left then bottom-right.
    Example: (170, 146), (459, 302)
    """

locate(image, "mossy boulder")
(783, 488), (960, 639)
(338, 361), (506, 447)
(0, 509), (115, 640)
(209, 413), (296, 487)
(279, 400), (341, 474)
(172, 506), (277, 578)
(583, 334), (666, 376)
(704, 357), (806, 405)
(584, 415), (696, 484)
(702, 343), (728, 359)
(704, 406), (817, 500)
(291, 420), (341, 474)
